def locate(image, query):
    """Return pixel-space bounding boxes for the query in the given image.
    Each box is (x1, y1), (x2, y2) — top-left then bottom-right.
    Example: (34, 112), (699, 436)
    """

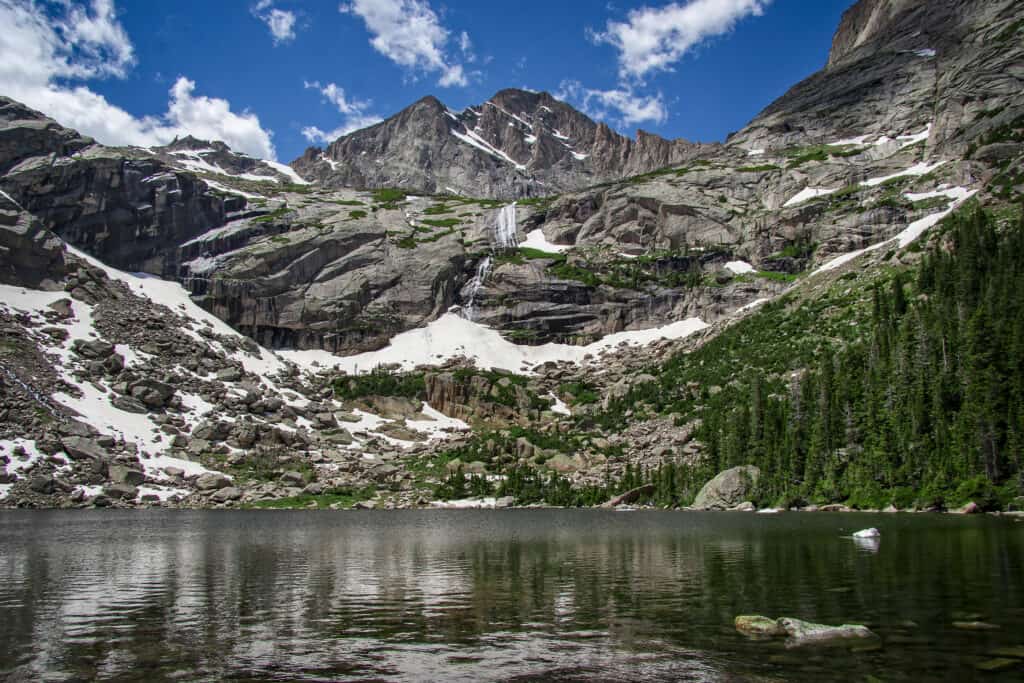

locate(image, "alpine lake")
(1, 509), (1022, 682)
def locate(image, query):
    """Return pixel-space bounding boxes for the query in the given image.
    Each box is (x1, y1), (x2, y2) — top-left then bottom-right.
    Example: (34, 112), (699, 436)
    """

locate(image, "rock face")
(0, 97), (241, 275)
(729, 0), (1024, 156)
(291, 89), (717, 199)
(0, 191), (64, 288)
(692, 465), (761, 510)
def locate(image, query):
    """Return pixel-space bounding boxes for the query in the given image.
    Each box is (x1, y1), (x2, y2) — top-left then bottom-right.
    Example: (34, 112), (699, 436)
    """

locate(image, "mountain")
(291, 88), (721, 199)
(0, 0), (1022, 510)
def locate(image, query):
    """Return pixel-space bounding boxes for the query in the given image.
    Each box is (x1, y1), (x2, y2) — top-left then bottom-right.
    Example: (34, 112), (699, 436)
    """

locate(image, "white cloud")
(592, 0), (770, 81)
(339, 0), (469, 87)
(301, 80), (382, 143)
(251, 1), (297, 45)
(0, 0), (277, 159)
(556, 79), (667, 128)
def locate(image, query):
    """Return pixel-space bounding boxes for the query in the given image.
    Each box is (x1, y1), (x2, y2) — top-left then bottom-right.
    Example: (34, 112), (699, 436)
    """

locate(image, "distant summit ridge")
(291, 88), (720, 199)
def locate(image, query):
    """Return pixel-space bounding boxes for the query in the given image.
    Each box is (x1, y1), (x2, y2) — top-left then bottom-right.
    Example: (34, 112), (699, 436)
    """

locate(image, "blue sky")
(0, 0), (854, 162)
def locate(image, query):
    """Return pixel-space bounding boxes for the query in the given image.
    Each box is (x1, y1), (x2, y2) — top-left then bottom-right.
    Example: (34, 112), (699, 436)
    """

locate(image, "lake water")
(0, 510), (1022, 682)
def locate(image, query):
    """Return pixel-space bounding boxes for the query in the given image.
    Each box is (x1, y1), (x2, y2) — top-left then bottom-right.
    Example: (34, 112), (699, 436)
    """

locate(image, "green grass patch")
(249, 485), (377, 510)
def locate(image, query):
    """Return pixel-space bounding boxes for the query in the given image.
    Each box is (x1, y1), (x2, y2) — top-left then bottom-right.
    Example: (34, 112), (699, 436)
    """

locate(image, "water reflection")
(0, 510), (1022, 682)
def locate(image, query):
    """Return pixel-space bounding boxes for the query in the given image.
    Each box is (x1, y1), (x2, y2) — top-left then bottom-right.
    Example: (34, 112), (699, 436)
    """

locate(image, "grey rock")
(60, 436), (106, 461)
(210, 486), (242, 503)
(28, 474), (56, 494)
(195, 472), (231, 491)
(103, 483), (138, 500)
(108, 465), (145, 487)
(692, 465), (761, 510)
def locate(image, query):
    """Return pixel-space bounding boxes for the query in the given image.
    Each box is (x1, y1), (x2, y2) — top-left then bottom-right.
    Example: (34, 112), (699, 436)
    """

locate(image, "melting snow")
(279, 312), (707, 374)
(725, 261), (756, 275)
(263, 159), (310, 185)
(746, 148), (766, 156)
(914, 48), (936, 58)
(548, 393), (571, 416)
(896, 123), (932, 148)
(519, 229), (571, 253)
(784, 187), (837, 207)
(861, 160), (945, 187)
(813, 188), (977, 274)
(571, 152), (590, 161)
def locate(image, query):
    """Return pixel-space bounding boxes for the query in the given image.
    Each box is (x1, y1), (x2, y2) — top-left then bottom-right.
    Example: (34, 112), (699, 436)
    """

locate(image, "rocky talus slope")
(0, 0), (1022, 509)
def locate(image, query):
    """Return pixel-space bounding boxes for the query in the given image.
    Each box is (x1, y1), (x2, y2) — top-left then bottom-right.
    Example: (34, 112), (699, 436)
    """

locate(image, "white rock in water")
(853, 528), (881, 538)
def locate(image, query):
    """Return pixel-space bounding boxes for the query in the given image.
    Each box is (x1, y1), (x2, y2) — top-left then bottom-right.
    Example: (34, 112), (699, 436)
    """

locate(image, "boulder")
(732, 501), (756, 512)
(29, 474), (57, 494)
(103, 483), (138, 500)
(280, 471), (305, 486)
(735, 615), (786, 638)
(60, 436), (106, 461)
(210, 486), (242, 503)
(109, 465), (146, 487)
(778, 618), (876, 648)
(692, 465), (760, 510)
(601, 484), (655, 508)
(195, 472), (231, 491)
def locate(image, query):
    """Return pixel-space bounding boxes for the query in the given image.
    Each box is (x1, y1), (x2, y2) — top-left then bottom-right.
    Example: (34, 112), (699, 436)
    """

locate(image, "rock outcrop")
(692, 465), (761, 510)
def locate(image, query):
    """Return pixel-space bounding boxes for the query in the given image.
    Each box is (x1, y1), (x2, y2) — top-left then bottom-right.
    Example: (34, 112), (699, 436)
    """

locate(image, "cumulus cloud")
(339, 0), (469, 87)
(301, 80), (382, 143)
(592, 0), (771, 81)
(0, 0), (277, 159)
(556, 79), (667, 128)
(252, 1), (297, 45)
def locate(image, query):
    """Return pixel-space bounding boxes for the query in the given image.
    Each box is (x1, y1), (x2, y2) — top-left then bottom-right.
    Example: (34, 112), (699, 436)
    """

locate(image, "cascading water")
(463, 255), (492, 321)
(461, 203), (518, 320)
(494, 202), (518, 250)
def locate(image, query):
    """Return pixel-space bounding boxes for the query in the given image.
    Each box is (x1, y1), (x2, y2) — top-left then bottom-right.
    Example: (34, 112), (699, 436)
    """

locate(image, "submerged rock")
(778, 618), (876, 648)
(735, 615), (785, 638)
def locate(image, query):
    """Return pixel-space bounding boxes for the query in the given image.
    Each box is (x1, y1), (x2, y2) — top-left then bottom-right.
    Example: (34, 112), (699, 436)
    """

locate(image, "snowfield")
(280, 312), (708, 374)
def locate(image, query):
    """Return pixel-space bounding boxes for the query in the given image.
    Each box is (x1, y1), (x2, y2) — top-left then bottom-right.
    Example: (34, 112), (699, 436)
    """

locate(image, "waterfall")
(494, 202), (518, 250)
(461, 203), (517, 320)
(463, 255), (492, 321)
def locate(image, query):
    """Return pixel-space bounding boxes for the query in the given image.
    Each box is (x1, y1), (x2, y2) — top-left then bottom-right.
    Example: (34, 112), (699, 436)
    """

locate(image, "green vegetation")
(252, 206), (292, 223)
(615, 205), (1024, 510)
(396, 235), (417, 249)
(330, 199), (365, 206)
(737, 164), (779, 173)
(372, 188), (407, 204)
(559, 380), (600, 405)
(546, 251), (706, 290)
(249, 485), (377, 509)
(333, 366), (426, 400)
(756, 270), (799, 282)
(783, 144), (862, 169)
(348, 209), (368, 220)
(420, 218), (461, 228)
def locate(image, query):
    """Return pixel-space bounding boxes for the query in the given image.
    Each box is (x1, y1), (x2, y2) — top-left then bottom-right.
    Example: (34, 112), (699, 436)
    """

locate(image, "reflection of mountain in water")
(0, 510), (1021, 682)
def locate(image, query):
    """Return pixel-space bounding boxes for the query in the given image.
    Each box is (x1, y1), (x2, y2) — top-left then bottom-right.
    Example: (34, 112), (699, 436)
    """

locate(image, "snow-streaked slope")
(861, 161), (945, 187)
(725, 261), (756, 275)
(813, 187), (977, 274)
(280, 312), (708, 374)
(65, 246), (286, 378)
(784, 187), (837, 208)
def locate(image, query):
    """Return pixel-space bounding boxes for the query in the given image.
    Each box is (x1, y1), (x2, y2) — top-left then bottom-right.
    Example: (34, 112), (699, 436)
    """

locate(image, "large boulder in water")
(692, 465), (760, 510)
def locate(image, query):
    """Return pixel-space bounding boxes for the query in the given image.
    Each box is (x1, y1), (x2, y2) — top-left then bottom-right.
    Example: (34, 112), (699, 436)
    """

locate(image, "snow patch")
(784, 187), (837, 208)
(861, 160), (945, 187)
(896, 123), (931, 148)
(519, 229), (571, 254)
(279, 312), (707, 374)
(724, 260), (756, 275)
(263, 159), (310, 185)
(548, 393), (571, 416)
(452, 128), (526, 171)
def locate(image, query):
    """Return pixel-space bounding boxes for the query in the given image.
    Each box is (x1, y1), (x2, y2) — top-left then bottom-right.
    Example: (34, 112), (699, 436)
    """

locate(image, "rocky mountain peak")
(291, 87), (715, 198)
